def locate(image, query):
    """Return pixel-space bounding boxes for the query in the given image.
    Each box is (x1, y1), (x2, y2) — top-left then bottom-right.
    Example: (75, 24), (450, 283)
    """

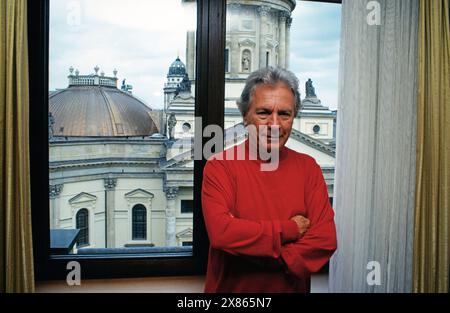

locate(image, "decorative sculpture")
(242, 50), (251, 72)
(168, 113), (177, 139)
(306, 78), (317, 98)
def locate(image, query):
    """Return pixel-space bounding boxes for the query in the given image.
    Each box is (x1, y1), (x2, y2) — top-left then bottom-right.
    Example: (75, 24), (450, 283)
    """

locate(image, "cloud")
(290, 1), (341, 110)
(49, 0), (193, 110)
(50, 0), (341, 110)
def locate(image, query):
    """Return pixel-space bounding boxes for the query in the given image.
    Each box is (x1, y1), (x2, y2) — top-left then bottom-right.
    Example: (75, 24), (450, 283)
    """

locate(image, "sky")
(49, 0), (341, 110)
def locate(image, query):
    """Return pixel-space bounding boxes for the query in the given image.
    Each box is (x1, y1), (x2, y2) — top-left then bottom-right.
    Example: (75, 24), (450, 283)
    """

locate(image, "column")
(104, 177), (117, 248)
(165, 187), (178, 246)
(286, 17), (292, 69)
(49, 184), (64, 229)
(230, 34), (240, 77)
(278, 11), (288, 68)
(186, 31), (195, 80)
(258, 6), (271, 68)
(229, 3), (241, 77)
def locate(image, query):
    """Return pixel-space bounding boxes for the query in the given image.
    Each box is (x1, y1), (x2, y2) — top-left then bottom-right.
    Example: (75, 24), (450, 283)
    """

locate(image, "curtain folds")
(413, 0), (450, 293)
(0, 0), (35, 293)
(329, 0), (419, 292)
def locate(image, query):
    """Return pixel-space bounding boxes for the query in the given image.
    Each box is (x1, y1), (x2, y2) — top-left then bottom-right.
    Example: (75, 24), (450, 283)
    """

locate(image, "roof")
(49, 86), (159, 137)
(168, 57), (186, 76)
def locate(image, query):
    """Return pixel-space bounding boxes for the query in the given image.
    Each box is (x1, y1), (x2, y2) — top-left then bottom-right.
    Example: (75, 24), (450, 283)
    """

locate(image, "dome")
(49, 85), (159, 137)
(168, 57), (186, 76)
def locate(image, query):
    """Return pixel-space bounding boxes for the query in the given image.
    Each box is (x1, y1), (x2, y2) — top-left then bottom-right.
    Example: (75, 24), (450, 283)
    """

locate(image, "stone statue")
(306, 78), (316, 98)
(168, 112), (177, 139)
(48, 112), (55, 140)
(242, 51), (251, 72)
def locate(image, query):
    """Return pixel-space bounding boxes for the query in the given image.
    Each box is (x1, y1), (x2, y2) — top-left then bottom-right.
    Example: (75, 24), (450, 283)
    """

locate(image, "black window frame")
(131, 204), (147, 241)
(29, 0), (341, 282)
(29, 0), (226, 281)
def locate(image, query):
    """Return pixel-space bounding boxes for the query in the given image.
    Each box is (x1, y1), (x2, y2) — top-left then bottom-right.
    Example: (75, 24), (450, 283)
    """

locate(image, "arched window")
(132, 204), (147, 240)
(76, 208), (89, 247)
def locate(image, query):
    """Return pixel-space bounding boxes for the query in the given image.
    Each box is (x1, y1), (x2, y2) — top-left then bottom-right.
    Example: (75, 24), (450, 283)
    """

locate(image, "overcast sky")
(50, 0), (341, 110)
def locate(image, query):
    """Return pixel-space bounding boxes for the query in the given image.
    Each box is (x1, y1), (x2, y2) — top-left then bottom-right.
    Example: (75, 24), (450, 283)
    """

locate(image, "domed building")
(49, 67), (194, 251)
(50, 67), (159, 137)
(166, 0), (336, 200)
(49, 0), (337, 254)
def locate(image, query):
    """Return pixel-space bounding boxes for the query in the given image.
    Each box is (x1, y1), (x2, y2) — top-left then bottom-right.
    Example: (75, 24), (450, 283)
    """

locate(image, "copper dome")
(49, 85), (159, 137)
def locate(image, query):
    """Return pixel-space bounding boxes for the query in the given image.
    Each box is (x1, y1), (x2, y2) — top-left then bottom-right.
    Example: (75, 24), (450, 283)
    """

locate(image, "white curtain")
(329, 0), (419, 292)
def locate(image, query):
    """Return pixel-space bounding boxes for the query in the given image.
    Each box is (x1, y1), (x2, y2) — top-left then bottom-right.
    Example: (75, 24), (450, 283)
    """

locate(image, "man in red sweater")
(201, 67), (337, 293)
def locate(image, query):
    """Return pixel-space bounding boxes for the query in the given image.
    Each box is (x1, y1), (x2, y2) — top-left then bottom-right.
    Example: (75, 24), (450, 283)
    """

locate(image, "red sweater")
(201, 140), (337, 293)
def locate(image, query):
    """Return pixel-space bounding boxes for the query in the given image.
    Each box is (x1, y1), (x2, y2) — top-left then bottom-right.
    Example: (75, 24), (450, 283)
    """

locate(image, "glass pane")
(49, 0), (197, 254)
(224, 0), (340, 201)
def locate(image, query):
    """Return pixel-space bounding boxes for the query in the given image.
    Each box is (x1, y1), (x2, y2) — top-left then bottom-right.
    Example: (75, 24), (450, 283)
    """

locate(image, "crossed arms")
(201, 159), (337, 279)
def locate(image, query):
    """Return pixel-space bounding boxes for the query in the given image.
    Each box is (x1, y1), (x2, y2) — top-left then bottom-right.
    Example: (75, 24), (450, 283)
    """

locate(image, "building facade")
(49, 0), (336, 253)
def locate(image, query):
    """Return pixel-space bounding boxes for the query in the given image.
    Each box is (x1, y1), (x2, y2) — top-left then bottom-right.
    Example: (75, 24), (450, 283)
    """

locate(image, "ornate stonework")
(164, 187), (179, 200)
(49, 184), (63, 199)
(104, 177), (117, 190)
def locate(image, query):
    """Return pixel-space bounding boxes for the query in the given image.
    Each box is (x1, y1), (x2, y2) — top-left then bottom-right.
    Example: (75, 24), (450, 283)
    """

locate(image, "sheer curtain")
(0, 0), (34, 292)
(329, 0), (419, 292)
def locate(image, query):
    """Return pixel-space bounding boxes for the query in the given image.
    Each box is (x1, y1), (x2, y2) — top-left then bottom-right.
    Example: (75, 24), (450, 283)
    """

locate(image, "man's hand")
(290, 215), (310, 238)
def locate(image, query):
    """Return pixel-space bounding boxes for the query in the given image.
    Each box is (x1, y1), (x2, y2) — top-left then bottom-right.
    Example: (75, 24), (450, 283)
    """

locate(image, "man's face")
(244, 82), (295, 151)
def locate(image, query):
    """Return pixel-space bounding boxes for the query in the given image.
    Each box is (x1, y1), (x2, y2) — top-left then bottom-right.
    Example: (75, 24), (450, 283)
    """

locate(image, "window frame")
(75, 208), (89, 247)
(29, 0), (226, 281)
(29, 0), (341, 281)
(131, 204), (147, 241)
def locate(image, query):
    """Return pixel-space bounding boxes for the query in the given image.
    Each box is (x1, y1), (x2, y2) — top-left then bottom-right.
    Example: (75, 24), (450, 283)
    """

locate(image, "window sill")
(35, 275), (205, 293)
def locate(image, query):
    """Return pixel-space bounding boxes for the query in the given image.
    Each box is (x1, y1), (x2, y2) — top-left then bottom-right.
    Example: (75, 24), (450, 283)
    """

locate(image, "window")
(76, 209), (89, 247)
(182, 241), (193, 247)
(224, 0), (340, 212)
(181, 200), (194, 214)
(182, 122), (192, 133)
(48, 0), (196, 254)
(313, 124), (321, 134)
(132, 204), (147, 240)
(30, 0), (340, 280)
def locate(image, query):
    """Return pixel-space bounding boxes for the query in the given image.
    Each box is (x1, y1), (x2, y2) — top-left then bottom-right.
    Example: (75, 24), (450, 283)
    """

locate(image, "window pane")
(225, 1), (340, 200)
(49, 0), (197, 254)
(181, 200), (194, 214)
(132, 204), (147, 240)
(76, 208), (89, 247)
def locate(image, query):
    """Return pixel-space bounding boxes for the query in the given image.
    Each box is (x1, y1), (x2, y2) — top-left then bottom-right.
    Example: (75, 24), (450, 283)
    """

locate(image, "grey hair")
(237, 66), (301, 117)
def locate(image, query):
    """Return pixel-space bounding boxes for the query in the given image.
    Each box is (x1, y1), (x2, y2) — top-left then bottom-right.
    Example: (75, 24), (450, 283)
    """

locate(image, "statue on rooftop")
(306, 78), (317, 98)
(168, 112), (177, 140)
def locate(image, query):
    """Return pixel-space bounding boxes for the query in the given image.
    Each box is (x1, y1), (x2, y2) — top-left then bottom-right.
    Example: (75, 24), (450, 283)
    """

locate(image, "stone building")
(49, 67), (194, 251)
(48, 0), (336, 253)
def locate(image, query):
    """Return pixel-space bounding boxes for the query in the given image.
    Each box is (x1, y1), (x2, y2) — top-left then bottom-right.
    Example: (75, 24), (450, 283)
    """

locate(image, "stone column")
(286, 17), (292, 69)
(258, 6), (271, 68)
(186, 30), (196, 80)
(49, 184), (64, 229)
(230, 34), (240, 77)
(165, 187), (178, 246)
(104, 177), (117, 248)
(278, 11), (288, 68)
(229, 3), (241, 77)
